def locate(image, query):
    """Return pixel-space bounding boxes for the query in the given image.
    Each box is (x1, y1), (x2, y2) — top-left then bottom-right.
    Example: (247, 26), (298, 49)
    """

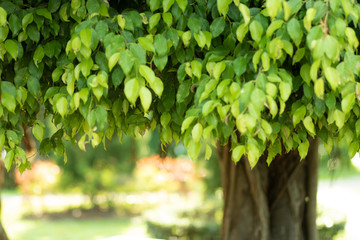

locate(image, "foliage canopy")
(1, 0), (360, 172)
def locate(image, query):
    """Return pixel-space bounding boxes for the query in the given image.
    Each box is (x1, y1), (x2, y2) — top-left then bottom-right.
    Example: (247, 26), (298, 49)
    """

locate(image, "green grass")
(5, 217), (148, 240)
(2, 194), (149, 240)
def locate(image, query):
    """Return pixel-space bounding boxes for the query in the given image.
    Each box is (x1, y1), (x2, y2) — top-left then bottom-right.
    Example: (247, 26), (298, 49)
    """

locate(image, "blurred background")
(1, 129), (360, 240)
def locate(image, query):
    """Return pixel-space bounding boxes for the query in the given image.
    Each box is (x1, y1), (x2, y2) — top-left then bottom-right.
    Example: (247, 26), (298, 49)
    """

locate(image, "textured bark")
(218, 138), (319, 240)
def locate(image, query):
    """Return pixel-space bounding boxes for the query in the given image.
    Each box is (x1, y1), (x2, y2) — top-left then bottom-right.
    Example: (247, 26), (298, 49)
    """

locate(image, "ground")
(2, 176), (360, 240)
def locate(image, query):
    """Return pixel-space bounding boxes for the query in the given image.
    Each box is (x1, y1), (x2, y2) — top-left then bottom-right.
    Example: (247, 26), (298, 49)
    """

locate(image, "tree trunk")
(218, 138), (319, 240)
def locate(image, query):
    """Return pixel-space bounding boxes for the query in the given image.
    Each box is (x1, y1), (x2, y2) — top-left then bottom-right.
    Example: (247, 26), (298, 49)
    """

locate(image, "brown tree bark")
(218, 138), (319, 240)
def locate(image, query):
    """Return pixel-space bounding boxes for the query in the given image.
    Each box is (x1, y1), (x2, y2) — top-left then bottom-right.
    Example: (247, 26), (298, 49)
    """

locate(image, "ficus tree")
(0, 0), (359, 239)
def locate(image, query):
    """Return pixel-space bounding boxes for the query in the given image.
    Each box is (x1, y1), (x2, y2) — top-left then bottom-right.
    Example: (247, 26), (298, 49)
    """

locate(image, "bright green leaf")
(139, 87), (152, 112)
(0, 7), (7, 27)
(249, 20), (263, 43)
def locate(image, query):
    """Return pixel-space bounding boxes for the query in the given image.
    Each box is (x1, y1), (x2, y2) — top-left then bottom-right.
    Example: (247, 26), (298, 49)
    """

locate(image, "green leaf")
(111, 66), (124, 88)
(304, 8), (316, 32)
(160, 113), (171, 127)
(249, 20), (263, 43)
(27, 25), (40, 42)
(261, 52), (270, 71)
(48, 0), (61, 12)
(192, 123), (203, 142)
(236, 23), (248, 43)
(95, 105), (107, 130)
(108, 52), (120, 72)
(59, 4), (69, 22)
(0, 7), (7, 27)
(176, 0), (187, 12)
(345, 27), (359, 49)
(0, 26), (8, 42)
(247, 140), (260, 168)
(22, 13), (33, 30)
(1, 92), (16, 113)
(56, 97), (68, 117)
(32, 121), (45, 142)
(80, 57), (93, 78)
(314, 78), (324, 99)
(4, 149), (14, 171)
(202, 100), (218, 116)
(261, 120), (273, 135)
(303, 116), (315, 135)
(334, 109), (345, 129)
(130, 43), (146, 64)
(181, 31), (191, 47)
(138, 37), (155, 52)
(266, 83), (277, 98)
(213, 61), (226, 80)
(99, 3), (109, 17)
(124, 78), (139, 105)
(266, 20), (283, 37)
(191, 60), (202, 79)
(266, 0), (282, 19)
(233, 56), (247, 76)
(292, 48), (305, 65)
(27, 76), (40, 96)
(36, 8), (52, 21)
(210, 17), (225, 38)
(33, 45), (44, 66)
(86, 0), (100, 14)
(238, 4), (250, 25)
(188, 17), (201, 33)
(154, 34), (167, 56)
(348, 141), (359, 159)
(298, 140), (309, 160)
(71, 0), (81, 11)
(323, 35), (338, 60)
(279, 82), (291, 101)
(287, 18), (302, 47)
(149, 13), (161, 30)
(181, 116), (196, 133)
(341, 93), (355, 114)
(150, 77), (164, 97)
(205, 144), (212, 160)
(139, 87), (152, 112)
(232, 145), (245, 163)
(80, 28), (92, 49)
(154, 55), (168, 71)
(194, 31), (206, 48)
(355, 119), (360, 136)
(4, 39), (18, 60)
(119, 50), (134, 76)
(300, 64), (311, 85)
(324, 67), (339, 90)
(325, 93), (336, 110)
(293, 105), (306, 126)
(187, 139), (201, 160)
(52, 68), (63, 82)
(163, 0), (175, 12)
(117, 15), (125, 29)
(217, 0), (232, 16)
(150, 0), (161, 12)
(9, 14), (21, 37)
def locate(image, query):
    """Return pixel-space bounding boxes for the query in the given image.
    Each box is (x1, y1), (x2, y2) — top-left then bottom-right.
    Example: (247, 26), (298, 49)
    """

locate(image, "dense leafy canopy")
(1, 0), (360, 172)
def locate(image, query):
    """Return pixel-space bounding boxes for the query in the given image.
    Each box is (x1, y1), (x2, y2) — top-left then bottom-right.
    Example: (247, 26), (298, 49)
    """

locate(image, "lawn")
(6, 217), (148, 240)
(2, 193), (149, 240)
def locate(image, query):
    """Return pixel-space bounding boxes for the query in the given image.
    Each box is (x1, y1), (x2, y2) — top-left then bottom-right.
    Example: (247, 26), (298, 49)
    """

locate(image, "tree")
(0, 0), (359, 239)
